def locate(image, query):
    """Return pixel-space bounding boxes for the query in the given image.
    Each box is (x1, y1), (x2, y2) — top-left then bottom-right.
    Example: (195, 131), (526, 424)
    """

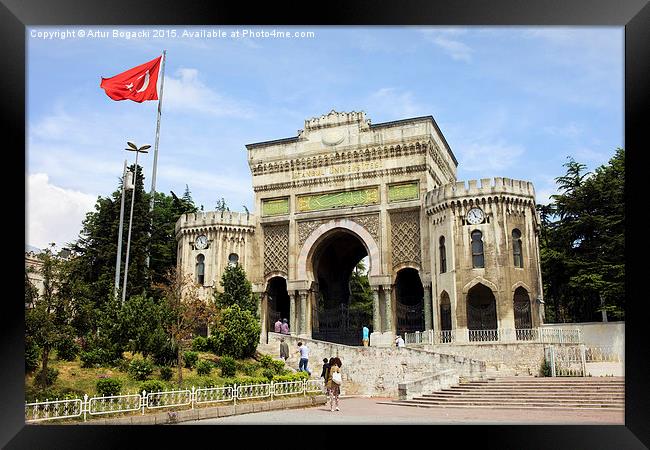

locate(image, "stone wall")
(427, 342), (547, 376)
(266, 333), (485, 397)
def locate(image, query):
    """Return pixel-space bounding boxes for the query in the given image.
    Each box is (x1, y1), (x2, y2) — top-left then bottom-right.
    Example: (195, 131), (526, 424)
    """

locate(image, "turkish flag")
(100, 56), (162, 102)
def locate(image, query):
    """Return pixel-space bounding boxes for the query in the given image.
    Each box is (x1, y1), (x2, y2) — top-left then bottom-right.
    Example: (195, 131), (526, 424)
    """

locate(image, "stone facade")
(176, 110), (543, 346)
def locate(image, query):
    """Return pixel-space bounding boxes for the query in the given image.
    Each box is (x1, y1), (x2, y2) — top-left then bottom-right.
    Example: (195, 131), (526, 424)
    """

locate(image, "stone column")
(299, 290), (308, 336)
(258, 292), (267, 342)
(289, 292), (296, 336)
(423, 283), (432, 331)
(383, 285), (393, 334)
(372, 286), (381, 333)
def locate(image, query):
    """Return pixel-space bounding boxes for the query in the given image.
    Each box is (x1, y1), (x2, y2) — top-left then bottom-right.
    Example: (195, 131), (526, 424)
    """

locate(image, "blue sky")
(26, 26), (623, 250)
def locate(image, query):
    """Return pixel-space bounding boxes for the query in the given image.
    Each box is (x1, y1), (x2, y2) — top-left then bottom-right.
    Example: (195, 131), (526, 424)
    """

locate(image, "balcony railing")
(404, 327), (582, 345)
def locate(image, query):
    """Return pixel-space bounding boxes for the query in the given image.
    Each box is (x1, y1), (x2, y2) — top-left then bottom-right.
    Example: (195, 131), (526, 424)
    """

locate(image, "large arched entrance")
(466, 283), (498, 341)
(395, 268), (424, 337)
(266, 276), (290, 329)
(310, 228), (373, 345)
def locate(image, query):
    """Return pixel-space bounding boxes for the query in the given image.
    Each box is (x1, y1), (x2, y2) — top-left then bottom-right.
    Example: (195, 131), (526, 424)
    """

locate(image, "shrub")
(262, 368), (275, 381)
(55, 336), (81, 361)
(258, 354), (274, 369)
(196, 360), (212, 376)
(191, 336), (208, 352)
(183, 351), (199, 369)
(237, 361), (260, 376)
(272, 372), (309, 383)
(219, 356), (236, 378)
(540, 359), (552, 377)
(128, 358), (154, 381)
(96, 378), (122, 397)
(25, 340), (40, 373)
(159, 366), (173, 381)
(220, 376), (268, 387)
(80, 348), (120, 368)
(140, 380), (165, 394)
(33, 367), (59, 387)
(151, 336), (178, 367)
(270, 359), (286, 375)
(212, 305), (260, 359)
(206, 335), (220, 353)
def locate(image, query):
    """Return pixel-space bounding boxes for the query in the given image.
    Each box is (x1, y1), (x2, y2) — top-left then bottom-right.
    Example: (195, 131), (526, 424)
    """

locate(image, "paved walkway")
(183, 396), (625, 425)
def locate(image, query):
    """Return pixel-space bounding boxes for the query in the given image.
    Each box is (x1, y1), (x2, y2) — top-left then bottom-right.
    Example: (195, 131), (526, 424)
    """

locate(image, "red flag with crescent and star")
(100, 56), (162, 102)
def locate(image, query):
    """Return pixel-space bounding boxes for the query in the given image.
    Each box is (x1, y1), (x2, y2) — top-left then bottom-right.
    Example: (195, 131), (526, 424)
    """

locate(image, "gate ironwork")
(396, 297), (424, 337)
(311, 303), (371, 346)
(467, 299), (497, 341)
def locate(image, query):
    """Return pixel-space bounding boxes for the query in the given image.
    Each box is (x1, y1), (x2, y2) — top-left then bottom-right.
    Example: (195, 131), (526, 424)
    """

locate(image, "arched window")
(512, 229), (523, 268)
(228, 253), (239, 267)
(471, 230), (484, 268)
(196, 254), (205, 285)
(439, 236), (447, 274)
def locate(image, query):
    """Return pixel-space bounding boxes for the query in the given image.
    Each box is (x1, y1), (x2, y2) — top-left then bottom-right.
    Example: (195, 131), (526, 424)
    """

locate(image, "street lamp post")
(122, 142), (150, 305)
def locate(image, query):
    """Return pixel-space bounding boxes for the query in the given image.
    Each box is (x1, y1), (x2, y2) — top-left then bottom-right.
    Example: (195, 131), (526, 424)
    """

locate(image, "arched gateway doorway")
(266, 276), (290, 328)
(395, 268), (424, 337)
(309, 229), (373, 345)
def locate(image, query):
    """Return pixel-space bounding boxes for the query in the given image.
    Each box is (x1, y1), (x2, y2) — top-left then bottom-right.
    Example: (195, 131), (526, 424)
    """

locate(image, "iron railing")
(25, 379), (324, 423)
(404, 328), (583, 345)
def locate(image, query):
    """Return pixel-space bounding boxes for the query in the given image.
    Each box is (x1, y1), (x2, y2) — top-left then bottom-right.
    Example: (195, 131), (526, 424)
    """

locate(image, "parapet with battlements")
(425, 177), (536, 212)
(175, 210), (257, 237)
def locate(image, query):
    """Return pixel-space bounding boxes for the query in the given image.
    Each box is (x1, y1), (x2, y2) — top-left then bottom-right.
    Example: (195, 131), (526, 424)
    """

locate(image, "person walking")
(274, 318), (282, 333)
(320, 357), (331, 399)
(297, 342), (311, 375)
(279, 337), (289, 361)
(326, 357), (343, 411)
(362, 325), (369, 346)
(395, 335), (405, 348)
(281, 318), (290, 335)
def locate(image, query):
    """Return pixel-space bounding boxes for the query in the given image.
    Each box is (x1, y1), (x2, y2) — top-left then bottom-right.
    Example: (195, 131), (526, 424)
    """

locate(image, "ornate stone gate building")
(176, 110), (544, 347)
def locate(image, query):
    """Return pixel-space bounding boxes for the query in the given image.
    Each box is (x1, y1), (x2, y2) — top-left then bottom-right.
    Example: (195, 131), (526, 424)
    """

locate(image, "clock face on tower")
(195, 234), (208, 250)
(466, 207), (485, 225)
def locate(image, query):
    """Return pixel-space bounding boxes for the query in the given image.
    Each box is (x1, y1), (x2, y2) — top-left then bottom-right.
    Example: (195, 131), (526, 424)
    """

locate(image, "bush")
(191, 336), (208, 352)
(128, 358), (154, 381)
(219, 356), (236, 378)
(220, 376), (268, 387)
(56, 336), (81, 361)
(140, 380), (165, 394)
(80, 348), (120, 368)
(196, 360), (212, 376)
(258, 354), (274, 369)
(540, 359), (552, 377)
(96, 378), (122, 397)
(272, 372), (309, 383)
(212, 305), (261, 359)
(183, 351), (199, 369)
(25, 340), (40, 373)
(270, 359), (286, 375)
(237, 360), (260, 376)
(206, 335), (219, 353)
(159, 366), (173, 381)
(33, 367), (59, 387)
(262, 368), (275, 381)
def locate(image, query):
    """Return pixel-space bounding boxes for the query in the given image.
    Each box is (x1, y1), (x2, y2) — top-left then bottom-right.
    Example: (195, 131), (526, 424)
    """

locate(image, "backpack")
(331, 370), (342, 385)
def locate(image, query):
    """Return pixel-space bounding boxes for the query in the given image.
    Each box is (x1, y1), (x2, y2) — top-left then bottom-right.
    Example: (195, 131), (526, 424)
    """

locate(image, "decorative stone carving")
(263, 224), (289, 276)
(351, 214), (380, 243)
(390, 210), (421, 267)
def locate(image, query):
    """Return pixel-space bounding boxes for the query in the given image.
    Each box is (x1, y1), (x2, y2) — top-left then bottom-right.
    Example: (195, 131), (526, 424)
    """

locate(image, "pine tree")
(214, 263), (257, 315)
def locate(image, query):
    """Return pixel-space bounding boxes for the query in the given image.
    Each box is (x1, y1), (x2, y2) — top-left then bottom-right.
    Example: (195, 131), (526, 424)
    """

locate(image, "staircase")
(382, 376), (624, 410)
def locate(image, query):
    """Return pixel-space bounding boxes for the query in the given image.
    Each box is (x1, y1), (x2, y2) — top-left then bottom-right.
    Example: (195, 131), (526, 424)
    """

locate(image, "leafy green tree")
(215, 197), (229, 213)
(25, 246), (75, 388)
(118, 294), (167, 358)
(349, 260), (373, 316)
(212, 304), (261, 359)
(214, 263), (257, 314)
(155, 269), (215, 387)
(538, 149), (624, 322)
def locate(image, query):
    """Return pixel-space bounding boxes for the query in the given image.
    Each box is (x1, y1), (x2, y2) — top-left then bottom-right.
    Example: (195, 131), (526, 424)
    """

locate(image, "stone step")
(417, 395), (624, 403)
(380, 401), (624, 410)
(401, 398), (624, 407)
(424, 393), (625, 400)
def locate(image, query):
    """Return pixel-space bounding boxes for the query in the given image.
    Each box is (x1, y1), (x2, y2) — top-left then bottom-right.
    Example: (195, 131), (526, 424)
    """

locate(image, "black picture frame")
(4, 0), (648, 447)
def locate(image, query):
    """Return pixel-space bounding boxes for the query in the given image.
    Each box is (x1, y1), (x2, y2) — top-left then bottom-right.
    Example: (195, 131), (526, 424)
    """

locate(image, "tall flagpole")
(114, 159), (128, 300)
(147, 50), (166, 269)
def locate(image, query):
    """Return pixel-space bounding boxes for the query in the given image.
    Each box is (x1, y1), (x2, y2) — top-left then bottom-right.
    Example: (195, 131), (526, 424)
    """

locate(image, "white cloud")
(27, 173), (97, 249)
(367, 87), (428, 119)
(419, 29), (473, 62)
(543, 123), (583, 139)
(164, 68), (255, 118)
(456, 141), (525, 172)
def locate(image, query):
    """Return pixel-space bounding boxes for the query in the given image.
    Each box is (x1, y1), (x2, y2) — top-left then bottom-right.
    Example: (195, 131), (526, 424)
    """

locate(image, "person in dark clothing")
(320, 358), (331, 401)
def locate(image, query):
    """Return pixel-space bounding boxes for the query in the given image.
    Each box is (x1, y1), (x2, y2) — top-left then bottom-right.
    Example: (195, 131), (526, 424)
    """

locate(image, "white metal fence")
(404, 328), (583, 345)
(544, 345), (623, 377)
(25, 379), (324, 423)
